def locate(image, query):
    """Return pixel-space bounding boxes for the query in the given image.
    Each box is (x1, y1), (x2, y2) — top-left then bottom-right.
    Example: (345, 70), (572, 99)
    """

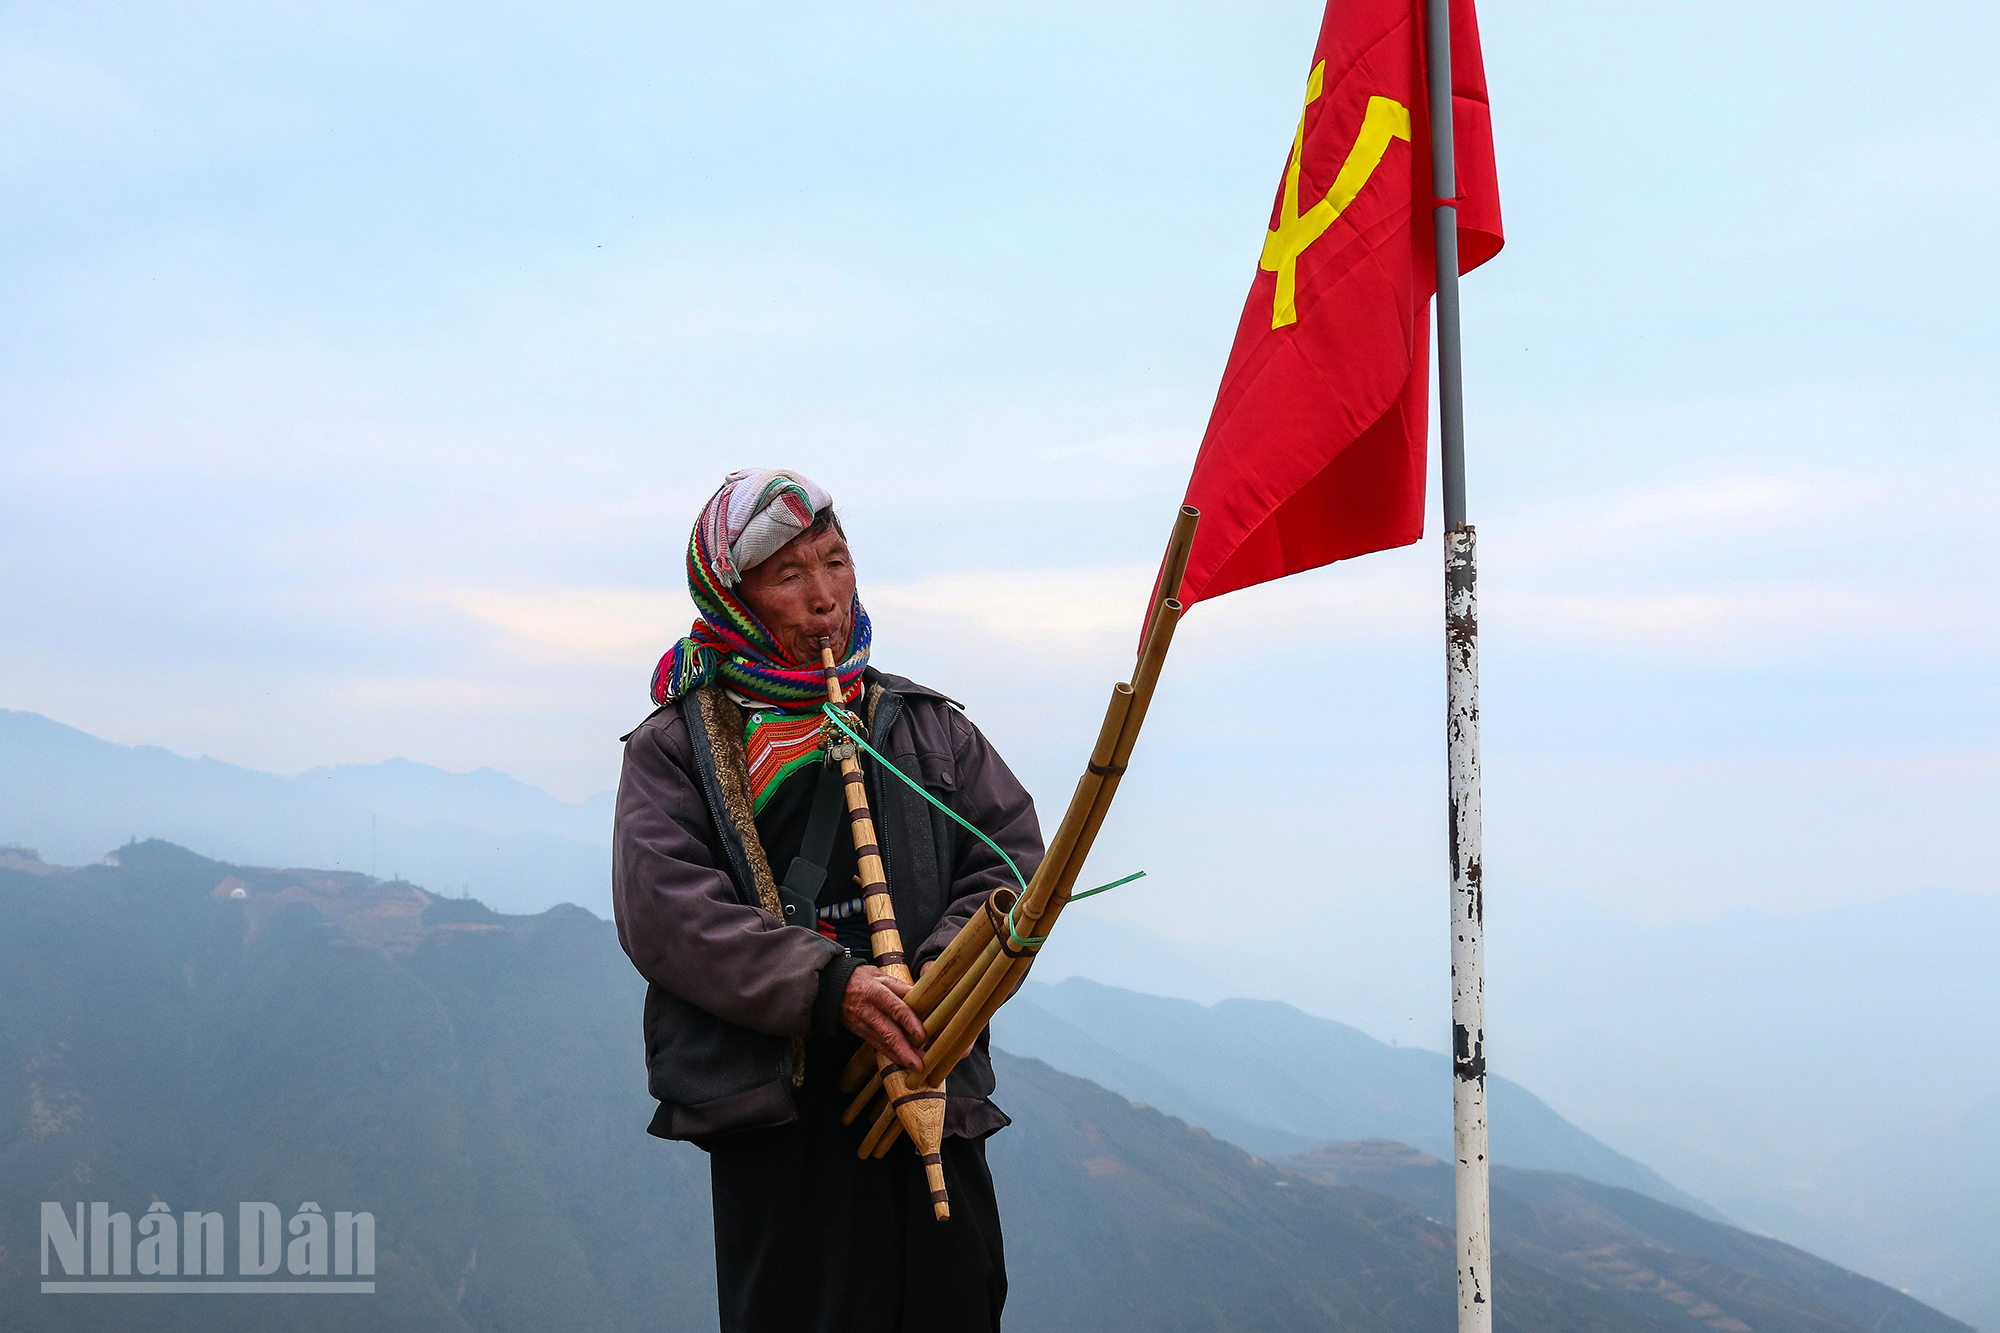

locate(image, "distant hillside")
(1485, 887), (2000, 1324)
(7, 709), (1990, 1327)
(1804, 1092), (2000, 1333)
(0, 709), (610, 914)
(993, 976), (1720, 1220)
(991, 1054), (1681, 1333)
(1285, 1141), (1971, 1333)
(3, 842), (1964, 1332)
(295, 757), (614, 845)
(1024, 893), (1999, 1327)
(0, 840), (705, 1333)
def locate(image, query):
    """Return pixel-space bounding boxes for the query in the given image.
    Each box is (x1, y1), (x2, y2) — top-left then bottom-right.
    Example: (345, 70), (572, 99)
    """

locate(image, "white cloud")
(418, 587), (694, 661)
(421, 525), (1969, 676)
(323, 677), (538, 713)
(428, 567), (1162, 669)
(867, 566), (1155, 641)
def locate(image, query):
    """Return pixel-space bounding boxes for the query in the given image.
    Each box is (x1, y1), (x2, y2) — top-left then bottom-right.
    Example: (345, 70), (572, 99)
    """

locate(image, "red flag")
(1174, 0), (1501, 606)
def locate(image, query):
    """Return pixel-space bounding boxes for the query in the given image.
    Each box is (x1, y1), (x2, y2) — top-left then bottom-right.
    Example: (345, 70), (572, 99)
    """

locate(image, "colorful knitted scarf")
(650, 473), (871, 711)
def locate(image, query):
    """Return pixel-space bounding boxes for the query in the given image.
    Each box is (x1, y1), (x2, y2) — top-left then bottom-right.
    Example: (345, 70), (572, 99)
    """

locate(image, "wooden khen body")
(827, 506), (1199, 1221)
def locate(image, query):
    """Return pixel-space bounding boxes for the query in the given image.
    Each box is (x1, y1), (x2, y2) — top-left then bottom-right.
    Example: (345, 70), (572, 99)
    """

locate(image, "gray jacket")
(612, 669), (1042, 1142)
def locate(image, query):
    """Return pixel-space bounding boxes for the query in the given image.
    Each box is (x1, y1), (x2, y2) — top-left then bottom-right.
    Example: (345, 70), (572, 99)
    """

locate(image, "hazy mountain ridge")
(1020, 894), (1997, 1326)
(1486, 885), (1998, 1324)
(0, 841), (707, 1333)
(3, 709), (1990, 1326)
(991, 1053), (1683, 1333)
(994, 977), (1721, 1219)
(296, 756), (614, 844)
(0, 709), (611, 915)
(1286, 1142), (1971, 1333)
(2, 841), (1972, 1332)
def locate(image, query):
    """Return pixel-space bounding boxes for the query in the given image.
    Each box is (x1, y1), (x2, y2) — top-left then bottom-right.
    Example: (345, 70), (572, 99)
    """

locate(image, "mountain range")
(0, 841), (1973, 1332)
(2, 707), (1991, 1328)
(993, 977), (1718, 1218)
(1284, 1140), (1967, 1333)
(1006, 885), (1999, 1327)
(0, 708), (612, 914)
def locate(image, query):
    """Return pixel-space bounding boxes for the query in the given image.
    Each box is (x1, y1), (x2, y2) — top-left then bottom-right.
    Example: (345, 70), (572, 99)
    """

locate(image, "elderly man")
(613, 468), (1040, 1333)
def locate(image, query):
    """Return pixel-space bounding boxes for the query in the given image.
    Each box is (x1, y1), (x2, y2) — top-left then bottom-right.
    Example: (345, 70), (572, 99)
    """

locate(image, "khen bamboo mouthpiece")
(884, 1071), (950, 1221)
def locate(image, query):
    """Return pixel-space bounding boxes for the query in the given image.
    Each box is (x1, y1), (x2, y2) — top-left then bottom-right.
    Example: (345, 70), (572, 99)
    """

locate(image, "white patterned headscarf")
(697, 468), (837, 587)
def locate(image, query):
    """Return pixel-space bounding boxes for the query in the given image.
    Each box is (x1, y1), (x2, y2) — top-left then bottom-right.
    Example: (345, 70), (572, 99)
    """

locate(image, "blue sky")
(4, 0), (1995, 967)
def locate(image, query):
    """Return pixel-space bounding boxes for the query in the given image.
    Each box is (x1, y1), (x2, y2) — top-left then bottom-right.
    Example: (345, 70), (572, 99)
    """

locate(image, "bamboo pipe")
(857, 681), (1135, 1157)
(838, 888), (1000, 1094)
(841, 932), (1003, 1125)
(864, 925), (1042, 1155)
(1006, 682), (1134, 925)
(909, 929), (1020, 1089)
(911, 898), (999, 1010)
(856, 1088), (896, 1144)
(863, 742), (1140, 1158)
(834, 939), (979, 1097)
(1012, 597), (1183, 943)
(1111, 597), (1183, 769)
(867, 599), (1188, 1157)
(858, 1083), (903, 1156)
(819, 644), (953, 1220)
(863, 507), (1201, 1164)
(833, 885), (1009, 1138)
(818, 648), (910, 984)
(950, 508), (1192, 959)
(1003, 598), (1180, 949)
(1139, 504), (1200, 648)
(1162, 504), (1198, 601)
(998, 592), (1177, 938)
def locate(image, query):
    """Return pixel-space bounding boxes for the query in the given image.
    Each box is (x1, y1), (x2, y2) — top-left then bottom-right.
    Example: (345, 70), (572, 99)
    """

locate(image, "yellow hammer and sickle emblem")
(1259, 61), (1412, 330)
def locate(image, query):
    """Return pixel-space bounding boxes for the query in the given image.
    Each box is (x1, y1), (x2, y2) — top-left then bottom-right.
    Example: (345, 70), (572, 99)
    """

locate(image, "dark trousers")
(706, 1033), (1006, 1333)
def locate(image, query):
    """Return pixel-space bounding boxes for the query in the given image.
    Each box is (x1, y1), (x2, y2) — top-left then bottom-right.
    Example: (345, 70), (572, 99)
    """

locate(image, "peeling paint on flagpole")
(1427, 0), (1493, 1319)
(1445, 526), (1490, 1331)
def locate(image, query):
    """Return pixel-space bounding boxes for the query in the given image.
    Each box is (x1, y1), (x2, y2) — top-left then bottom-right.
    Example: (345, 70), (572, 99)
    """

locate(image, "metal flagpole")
(1424, 0), (1490, 1329)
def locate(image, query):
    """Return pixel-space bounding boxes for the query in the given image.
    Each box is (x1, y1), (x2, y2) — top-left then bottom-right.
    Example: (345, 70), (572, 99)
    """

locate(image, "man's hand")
(841, 964), (926, 1070)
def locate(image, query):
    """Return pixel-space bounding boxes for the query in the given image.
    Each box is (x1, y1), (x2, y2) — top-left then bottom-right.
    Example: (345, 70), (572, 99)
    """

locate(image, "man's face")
(736, 525), (857, 665)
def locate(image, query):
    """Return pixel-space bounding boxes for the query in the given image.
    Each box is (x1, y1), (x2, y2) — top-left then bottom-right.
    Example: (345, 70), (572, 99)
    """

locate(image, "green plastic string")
(1004, 911), (1049, 951)
(820, 704), (1145, 951)
(1070, 871), (1146, 901)
(1006, 870), (1151, 950)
